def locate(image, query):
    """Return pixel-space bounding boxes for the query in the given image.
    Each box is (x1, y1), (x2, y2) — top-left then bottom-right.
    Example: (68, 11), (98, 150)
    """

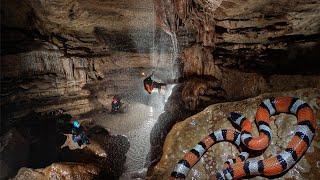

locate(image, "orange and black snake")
(171, 97), (316, 179)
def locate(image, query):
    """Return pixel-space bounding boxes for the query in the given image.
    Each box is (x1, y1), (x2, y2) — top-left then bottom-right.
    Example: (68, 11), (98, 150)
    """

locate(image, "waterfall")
(110, 0), (180, 178)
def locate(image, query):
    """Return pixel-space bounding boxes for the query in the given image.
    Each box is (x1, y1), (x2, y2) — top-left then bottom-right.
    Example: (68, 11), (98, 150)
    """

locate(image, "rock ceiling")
(1, 0), (320, 130)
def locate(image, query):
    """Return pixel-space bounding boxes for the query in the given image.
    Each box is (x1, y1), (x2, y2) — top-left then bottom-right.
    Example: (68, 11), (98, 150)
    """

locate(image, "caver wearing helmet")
(71, 119), (89, 146)
(143, 74), (166, 94)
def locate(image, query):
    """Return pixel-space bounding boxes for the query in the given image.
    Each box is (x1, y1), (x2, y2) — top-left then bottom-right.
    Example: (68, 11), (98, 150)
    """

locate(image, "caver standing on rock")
(71, 119), (90, 147)
(51, 110), (89, 149)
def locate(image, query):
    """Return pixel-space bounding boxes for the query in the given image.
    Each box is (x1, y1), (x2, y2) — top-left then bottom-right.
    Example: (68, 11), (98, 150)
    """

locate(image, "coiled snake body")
(171, 97), (316, 179)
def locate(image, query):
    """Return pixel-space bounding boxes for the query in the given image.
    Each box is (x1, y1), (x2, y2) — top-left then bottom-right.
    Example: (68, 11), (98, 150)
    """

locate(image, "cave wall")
(1, 0), (176, 131)
(1, 0), (320, 179)
(156, 0), (320, 74)
(155, 0), (320, 110)
(1, 0), (320, 129)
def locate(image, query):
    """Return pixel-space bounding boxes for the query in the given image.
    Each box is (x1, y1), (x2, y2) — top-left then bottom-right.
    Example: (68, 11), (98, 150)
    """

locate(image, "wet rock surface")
(148, 88), (320, 179)
(146, 85), (195, 169)
(12, 162), (100, 180)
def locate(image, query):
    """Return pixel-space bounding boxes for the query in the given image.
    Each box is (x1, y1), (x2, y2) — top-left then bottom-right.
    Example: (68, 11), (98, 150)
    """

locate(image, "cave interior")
(1, 0), (320, 179)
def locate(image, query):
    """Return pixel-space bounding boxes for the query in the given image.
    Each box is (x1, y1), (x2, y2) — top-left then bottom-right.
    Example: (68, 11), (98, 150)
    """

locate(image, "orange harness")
(144, 83), (154, 94)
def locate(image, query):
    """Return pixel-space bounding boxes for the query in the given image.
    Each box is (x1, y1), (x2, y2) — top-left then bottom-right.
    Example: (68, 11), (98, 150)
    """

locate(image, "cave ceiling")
(1, 0), (320, 123)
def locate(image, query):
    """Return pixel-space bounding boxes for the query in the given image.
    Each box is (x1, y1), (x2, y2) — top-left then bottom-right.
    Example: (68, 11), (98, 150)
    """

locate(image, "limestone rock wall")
(2, 0), (320, 126)
(154, 0), (320, 111)
(157, 0), (320, 69)
(1, 0), (165, 130)
(181, 65), (320, 110)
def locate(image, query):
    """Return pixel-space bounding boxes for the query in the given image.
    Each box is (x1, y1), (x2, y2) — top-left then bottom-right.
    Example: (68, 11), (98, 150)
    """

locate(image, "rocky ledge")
(0, 116), (129, 180)
(148, 88), (320, 179)
(12, 162), (100, 180)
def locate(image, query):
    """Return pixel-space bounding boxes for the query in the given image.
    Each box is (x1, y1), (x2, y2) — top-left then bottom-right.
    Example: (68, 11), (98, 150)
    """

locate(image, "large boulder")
(148, 88), (320, 179)
(12, 162), (100, 180)
(60, 133), (106, 158)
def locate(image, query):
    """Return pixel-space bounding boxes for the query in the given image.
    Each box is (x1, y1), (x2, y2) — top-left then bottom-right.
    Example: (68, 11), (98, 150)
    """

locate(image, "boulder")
(148, 88), (320, 179)
(60, 133), (106, 158)
(12, 162), (100, 180)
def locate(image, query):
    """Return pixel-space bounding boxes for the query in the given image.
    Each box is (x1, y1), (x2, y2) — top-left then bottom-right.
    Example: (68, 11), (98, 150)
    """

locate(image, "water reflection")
(96, 84), (175, 178)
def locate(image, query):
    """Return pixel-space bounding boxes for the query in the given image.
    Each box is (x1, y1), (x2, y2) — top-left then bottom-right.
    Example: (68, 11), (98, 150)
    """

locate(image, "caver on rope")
(143, 73), (166, 94)
(171, 97), (316, 179)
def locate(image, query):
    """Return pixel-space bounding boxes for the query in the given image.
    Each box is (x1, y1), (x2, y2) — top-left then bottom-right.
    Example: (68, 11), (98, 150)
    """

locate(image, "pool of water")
(96, 85), (175, 179)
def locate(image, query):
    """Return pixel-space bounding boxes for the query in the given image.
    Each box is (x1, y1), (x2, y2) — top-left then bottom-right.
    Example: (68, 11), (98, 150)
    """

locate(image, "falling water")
(169, 32), (179, 79)
(96, 0), (179, 178)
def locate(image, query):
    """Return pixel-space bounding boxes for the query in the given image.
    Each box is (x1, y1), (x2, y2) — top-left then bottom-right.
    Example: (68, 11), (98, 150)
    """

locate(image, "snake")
(171, 97), (316, 179)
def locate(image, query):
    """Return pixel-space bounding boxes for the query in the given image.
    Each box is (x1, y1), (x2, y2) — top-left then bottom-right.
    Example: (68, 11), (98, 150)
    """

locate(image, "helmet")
(73, 120), (80, 128)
